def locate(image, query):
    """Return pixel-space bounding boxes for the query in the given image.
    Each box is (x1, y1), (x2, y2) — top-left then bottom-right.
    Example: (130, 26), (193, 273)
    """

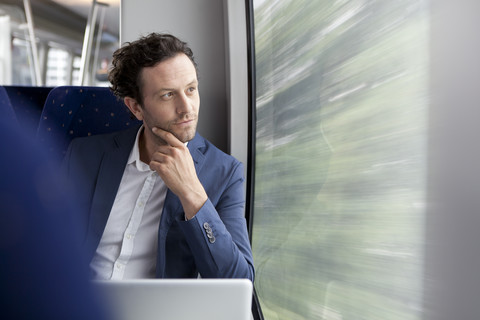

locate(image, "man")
(62, 33), (254, 281)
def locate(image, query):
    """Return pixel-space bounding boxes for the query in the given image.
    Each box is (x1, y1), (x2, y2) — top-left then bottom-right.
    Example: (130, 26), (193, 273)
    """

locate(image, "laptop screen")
(92, 279), (253, 320)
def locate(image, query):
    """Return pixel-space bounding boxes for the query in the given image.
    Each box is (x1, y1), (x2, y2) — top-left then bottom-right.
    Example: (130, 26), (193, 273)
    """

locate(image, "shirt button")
(126, 234), (133, 240)
(116, 263), (123, 269)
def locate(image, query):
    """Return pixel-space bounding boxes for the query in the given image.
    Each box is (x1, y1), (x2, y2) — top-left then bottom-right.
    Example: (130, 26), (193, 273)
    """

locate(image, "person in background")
(62, 33), (254, 281)
(0, 120), (108, 320)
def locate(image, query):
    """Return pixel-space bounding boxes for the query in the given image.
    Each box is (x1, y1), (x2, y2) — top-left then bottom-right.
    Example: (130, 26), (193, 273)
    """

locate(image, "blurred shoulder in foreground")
(0, 120), (108, 320)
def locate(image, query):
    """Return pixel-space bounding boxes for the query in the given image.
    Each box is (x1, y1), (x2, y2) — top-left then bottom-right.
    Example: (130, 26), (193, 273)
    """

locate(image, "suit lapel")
(156, 133), (206, 276)
(85, 126), (139, 255)
(189, 133), (206, 174)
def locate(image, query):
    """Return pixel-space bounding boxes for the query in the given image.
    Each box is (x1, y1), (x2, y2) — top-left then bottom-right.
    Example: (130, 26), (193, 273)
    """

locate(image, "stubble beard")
(148, 117), (197, 145)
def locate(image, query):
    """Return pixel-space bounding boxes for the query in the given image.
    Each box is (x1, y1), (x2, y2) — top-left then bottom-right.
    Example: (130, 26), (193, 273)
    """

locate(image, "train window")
(0, 4), (33, 86)
(0, 1), (119, 87)
(72, 56), (82, 86)
(250, 0), (428, 319)
(46, 47), (71, 86)
(11, 37), (34, 85)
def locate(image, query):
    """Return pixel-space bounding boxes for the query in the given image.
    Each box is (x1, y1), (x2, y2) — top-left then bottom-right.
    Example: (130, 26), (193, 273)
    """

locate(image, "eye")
(161, 92), (174, 100)
(187, 86), (197, 94)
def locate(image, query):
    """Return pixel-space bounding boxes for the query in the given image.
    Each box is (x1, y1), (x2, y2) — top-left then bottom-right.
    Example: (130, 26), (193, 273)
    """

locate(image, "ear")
(124, 97), (144, 121)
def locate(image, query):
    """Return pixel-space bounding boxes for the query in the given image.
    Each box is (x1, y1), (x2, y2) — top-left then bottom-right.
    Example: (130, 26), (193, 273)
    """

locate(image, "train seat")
(3, 86), (53, 137)
(36, 86), (141, 163)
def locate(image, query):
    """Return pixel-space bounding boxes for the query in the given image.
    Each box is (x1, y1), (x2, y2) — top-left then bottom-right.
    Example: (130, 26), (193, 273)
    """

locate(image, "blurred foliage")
(251, 0), (428, 319)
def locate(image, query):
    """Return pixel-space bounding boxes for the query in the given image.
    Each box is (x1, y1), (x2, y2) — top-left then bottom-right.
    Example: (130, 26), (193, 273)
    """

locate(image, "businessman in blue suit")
(62, 33), (254, 281)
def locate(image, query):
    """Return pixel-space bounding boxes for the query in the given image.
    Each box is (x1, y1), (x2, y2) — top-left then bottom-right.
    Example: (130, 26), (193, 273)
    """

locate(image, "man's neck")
(138, 128), (151, 164)
(138, 127), (168, 164)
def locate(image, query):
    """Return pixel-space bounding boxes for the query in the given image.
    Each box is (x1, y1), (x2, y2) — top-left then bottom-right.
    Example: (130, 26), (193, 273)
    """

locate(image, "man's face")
(129, 53), (200, 145)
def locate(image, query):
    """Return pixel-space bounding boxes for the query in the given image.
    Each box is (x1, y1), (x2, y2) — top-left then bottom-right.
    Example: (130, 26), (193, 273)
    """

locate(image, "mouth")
(174, 118), (196, 126)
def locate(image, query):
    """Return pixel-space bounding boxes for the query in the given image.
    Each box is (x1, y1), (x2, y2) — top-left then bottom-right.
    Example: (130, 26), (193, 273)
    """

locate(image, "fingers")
(149, 147), (177, 177)
(149, 131), (187, 172)
(150, 145), (179, 166)
(152, 127), (183, 147)
(149, 156), (169, 175)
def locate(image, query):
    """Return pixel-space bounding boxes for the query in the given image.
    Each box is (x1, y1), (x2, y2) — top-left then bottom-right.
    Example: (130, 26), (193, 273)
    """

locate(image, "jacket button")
(208, 236), (216, 244)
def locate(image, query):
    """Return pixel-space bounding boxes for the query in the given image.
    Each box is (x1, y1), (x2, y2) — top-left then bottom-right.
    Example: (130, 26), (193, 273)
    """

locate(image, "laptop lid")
(92, 279), (253, 320)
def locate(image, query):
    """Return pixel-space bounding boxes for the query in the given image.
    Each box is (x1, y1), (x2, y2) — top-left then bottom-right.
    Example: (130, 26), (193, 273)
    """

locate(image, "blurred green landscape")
(250, 0), (428, 319)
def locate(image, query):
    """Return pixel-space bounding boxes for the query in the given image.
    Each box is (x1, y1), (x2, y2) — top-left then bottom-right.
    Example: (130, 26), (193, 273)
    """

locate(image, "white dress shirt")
(90, 126), (168, 279)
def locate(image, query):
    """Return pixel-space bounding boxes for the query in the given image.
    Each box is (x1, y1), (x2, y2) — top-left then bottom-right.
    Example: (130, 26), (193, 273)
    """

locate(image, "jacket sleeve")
(178, 161), (255, 281)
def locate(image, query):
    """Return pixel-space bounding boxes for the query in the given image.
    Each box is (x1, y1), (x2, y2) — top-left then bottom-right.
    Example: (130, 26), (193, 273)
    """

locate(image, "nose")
(176, 92), (193, 114)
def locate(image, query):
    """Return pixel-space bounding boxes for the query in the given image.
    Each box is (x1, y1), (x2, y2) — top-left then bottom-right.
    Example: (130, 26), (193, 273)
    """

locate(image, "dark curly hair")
(108, 33), (198, 107)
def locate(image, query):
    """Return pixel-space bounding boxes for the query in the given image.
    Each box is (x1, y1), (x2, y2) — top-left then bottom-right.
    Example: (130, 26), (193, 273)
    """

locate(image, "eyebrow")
(157, 80), (198, 93)
(186, 79), (199, 87)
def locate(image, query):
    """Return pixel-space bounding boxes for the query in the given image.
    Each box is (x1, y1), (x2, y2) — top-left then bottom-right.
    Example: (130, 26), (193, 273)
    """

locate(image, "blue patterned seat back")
(3, 86), (53, 137)
(0, 86), (17, 126)
(37, 86), (142, 163)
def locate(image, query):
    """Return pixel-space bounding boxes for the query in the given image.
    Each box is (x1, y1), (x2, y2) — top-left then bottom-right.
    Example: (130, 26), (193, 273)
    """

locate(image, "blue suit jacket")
(62, 125), (254, 281)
